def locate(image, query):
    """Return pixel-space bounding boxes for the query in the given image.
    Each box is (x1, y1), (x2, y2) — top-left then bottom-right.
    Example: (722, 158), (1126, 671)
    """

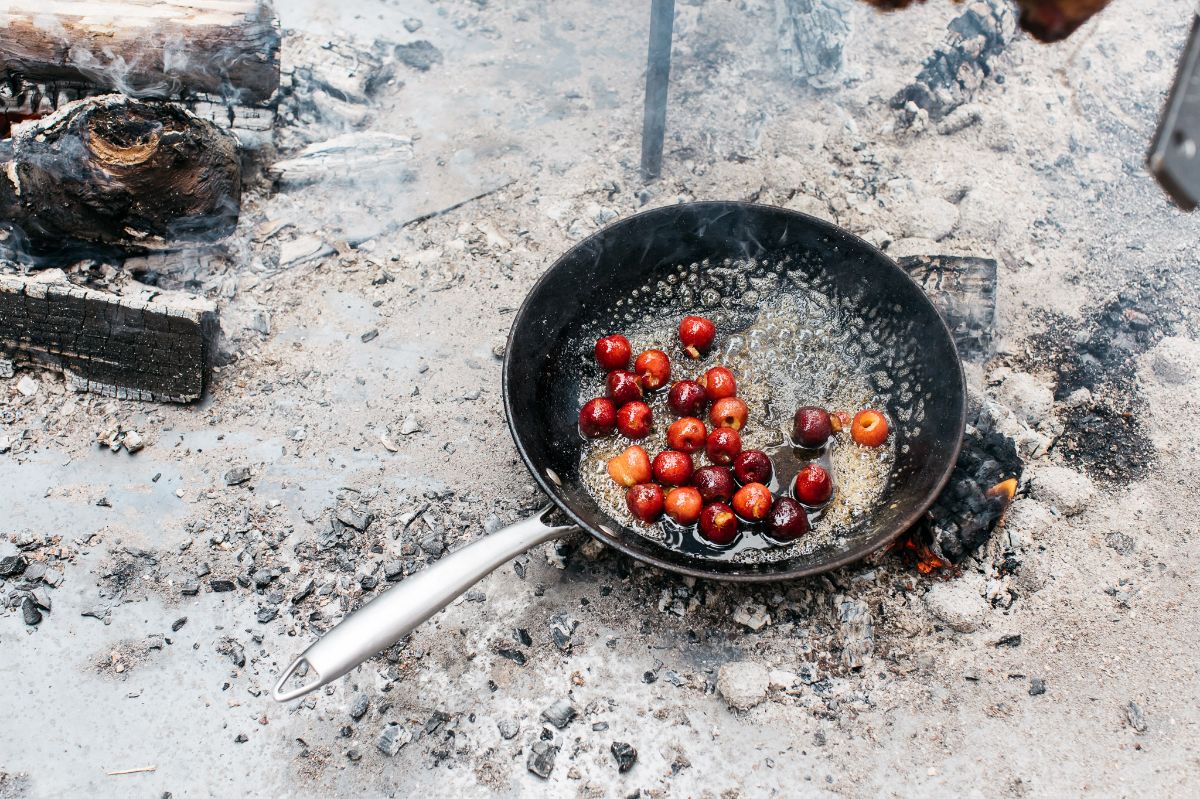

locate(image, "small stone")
(922, 576), (987, 633)
(1029, 677), (1046, 696)
(16, 375), (38, 396)
(732, 602), (771, 631)
(336, 506), (375, 532)
(717, 661), (770, 711)
(0, 554), (27, 577)
(1062, 388), (1092, 409)
(350, 694), (370, 720)
(256, 606), (278, 623)
(395, 41), (443, 71)
(541, 699), (577, 729)
(610, 741), (637, 773)
(360, 329), (379, 343)
(1146, 336), (1200, 386)
(180, 580), (200, 596)
(43, 567), (63, 586)
(497, 719), (520, 740)
(1030, 465), (1094, 517)
(21, 596), (42, 626)
(377, 723), (412, 756)
(993, 371), (1055, 428)
(591, 721), (609, 732)
(234, 733), (248, 743)
(224, 466), (252, 486)
(768, 670), (797, 690)
(30, 588), (51, 611)
(252, 569), (274, 588)
(1126, 701), (1148, 733)
(399, 415), (421, 435)
(122, 430), (145, 453)
(346, 749), (361, 762)
(526, 740), (559, 779)
(171, 617), (188, 632)
(403, 17), (423, 32)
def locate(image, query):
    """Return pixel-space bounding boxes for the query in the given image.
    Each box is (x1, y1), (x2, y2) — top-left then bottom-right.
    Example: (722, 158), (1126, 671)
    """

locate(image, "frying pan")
(272, 201), (966, 702)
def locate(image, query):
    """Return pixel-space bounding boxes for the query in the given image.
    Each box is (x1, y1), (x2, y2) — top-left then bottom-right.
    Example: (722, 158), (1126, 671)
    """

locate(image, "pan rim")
(502, 200), (967, 582)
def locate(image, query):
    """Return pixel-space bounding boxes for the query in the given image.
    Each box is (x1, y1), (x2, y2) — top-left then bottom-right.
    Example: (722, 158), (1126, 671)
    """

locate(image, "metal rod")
(641, 0), (675, 180)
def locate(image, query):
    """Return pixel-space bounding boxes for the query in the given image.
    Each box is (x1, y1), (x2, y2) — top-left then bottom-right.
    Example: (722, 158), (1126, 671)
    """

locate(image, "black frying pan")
(273, 201), (965, 701)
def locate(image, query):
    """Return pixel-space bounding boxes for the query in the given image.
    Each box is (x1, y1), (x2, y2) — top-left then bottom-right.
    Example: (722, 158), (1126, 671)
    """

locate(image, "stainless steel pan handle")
(272, 506), (576, 702)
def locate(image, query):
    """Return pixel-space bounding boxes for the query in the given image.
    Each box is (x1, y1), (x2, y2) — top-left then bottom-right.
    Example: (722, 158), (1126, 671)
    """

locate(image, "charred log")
(899, 255), (997, 362)
(0, 0), (280, 106)
(0, 271), (218, 403)
(0, 95), (240, 257)
(890, 1), (1015, 122)
(774, 0), (853, 89)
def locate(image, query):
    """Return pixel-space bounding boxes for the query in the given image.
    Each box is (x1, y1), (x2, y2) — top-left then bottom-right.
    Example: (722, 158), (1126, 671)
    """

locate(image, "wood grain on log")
(0, 0), (280, 105)
(0, 95), (240, 254)
(0, 271), (218, 402)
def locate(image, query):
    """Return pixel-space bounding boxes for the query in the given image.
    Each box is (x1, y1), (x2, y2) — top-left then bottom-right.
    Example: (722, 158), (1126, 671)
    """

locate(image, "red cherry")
(709, 397), (748, 431)
(767, 497), (809, 540)
(793, 463), (833, 506)
(594, 335), (632, 371)
(699, 502), (738, 545)
(606, 370), (643, 406)
(652, 450), (694, 487)
(732, 482), (773, 522)
(705, 427), (742, 465)
(667, 417), (707, 454)
(792, 406), (832, 448)
(626, 483), (665, 522)
(733, 450), (772, 485)
(679, 316), (716, 359)
(616, 401), (652, 439)
(579, 398), (617, 438)
(699, 367), (736, 401)
(634, 349), (671, 391)
(664, 487), (703, 525)
(692, 465), (735, 503)
(667, 380), (707, 417)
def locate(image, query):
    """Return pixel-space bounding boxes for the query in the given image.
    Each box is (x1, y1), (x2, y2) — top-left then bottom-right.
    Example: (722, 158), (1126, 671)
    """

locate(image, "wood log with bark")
(0, 95), (241, 256)
(0, 0), (281, 141)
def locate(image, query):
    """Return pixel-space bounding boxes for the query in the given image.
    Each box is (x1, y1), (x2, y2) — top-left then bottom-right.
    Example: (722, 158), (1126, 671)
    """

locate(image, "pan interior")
(504, 202), (964, 580)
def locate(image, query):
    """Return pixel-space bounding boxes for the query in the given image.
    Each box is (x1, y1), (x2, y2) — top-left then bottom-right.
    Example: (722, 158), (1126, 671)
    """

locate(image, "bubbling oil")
(577, 253), (901, 564)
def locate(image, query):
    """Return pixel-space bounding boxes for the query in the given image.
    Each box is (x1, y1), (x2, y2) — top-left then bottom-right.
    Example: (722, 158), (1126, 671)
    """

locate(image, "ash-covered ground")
(2, 0), (1199, 796)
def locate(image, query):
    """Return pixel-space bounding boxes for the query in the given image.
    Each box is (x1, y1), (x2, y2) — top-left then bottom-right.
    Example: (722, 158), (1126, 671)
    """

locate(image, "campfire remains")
(0, 1), (281, 402)
(0, 0), (281, 142)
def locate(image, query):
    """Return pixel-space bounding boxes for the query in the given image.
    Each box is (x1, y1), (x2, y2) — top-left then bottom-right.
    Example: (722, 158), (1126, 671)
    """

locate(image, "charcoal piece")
(0, 273), (219, 403)
(497, 719), (520, 740)
(900, 255), (998, 363)
(0, 554), (26, 577)
(377, 723), (411, 756)
(21, 596), (42, 625)
(541, 699), (577, 730)
(526, 741), (559, 779)
(224, 467), (252, 486)
(775, 0), (852, 89)
(891, 0), (1015, 121)
(210, 579), (236, 593)
(349, 694), (370, 721)
(256, 606), (278, 623)
(216, 637), (246, 667)
(171, 617), (188, 632)
(610, 741), (638, 773)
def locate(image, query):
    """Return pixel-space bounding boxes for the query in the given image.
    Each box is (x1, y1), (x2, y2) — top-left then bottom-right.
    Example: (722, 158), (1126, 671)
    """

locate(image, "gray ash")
(1022, 274), (1186, 483)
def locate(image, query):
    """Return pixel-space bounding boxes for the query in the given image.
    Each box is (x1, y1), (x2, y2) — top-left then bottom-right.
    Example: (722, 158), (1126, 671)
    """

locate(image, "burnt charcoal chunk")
(995, 634), (1022, 648)
(350, 694), (370, 720)
(210, 579), (236, 593)
(541, 699), (577, 729)
(21, 596), (42, 625)
(224, 467), (252, 486)
(610, 741), (638, 773)
(526, 741), (559, 779)
(497, 648), (526, 666)
(0, 554), (27, 577)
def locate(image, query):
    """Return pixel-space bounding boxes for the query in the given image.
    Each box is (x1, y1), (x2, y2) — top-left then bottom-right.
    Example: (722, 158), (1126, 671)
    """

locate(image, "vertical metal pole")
(641, 0), (675, 180)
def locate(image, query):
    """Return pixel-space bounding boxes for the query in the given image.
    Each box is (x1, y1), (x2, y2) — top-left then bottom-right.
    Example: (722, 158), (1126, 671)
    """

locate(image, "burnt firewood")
(0, 0), (280, 106)
(890, 0), (1015, 122)
(899, 255), (997, 362)
(775, 0), (853, 89)
(0, 271), (218, 402)
(0, 95), (240, 257)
